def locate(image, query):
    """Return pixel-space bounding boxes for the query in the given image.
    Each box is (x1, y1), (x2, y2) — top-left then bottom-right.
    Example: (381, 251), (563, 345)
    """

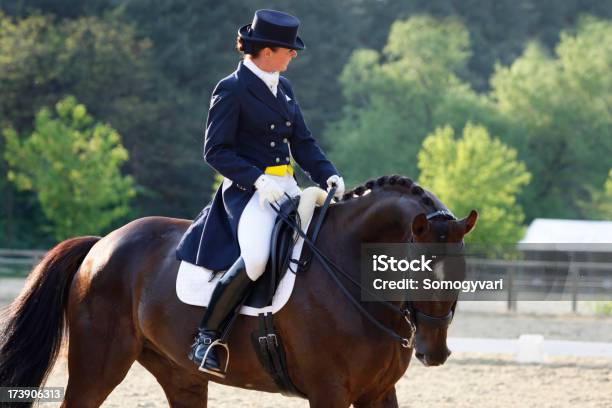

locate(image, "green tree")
(327, 15), (504, 187)
(0, 12), (204, 246)
(583, 169), (612, 219)
(3, 96), (135, 240)
(601, 171), (612, 217)
(212, 173), (224, 199)
(490, 17), (612, 220)
(418, 123), (531, 243)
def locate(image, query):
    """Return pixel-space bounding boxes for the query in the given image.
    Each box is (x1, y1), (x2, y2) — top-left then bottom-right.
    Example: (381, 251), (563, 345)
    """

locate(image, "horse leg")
(61, 313), (141, 407)
(353, 386), (399, 408)
(137, 347), (208, 408)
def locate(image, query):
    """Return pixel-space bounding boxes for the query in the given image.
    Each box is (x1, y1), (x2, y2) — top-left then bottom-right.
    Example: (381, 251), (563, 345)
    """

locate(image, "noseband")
(404, 300), (457, 329)
(270, 189), (460, 350)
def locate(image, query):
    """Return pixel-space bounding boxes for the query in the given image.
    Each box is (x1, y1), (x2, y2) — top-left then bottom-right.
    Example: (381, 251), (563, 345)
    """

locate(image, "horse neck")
(316, 189), (422, 346)
(317, 187), (426, 295)
(331, 187), (425, 245)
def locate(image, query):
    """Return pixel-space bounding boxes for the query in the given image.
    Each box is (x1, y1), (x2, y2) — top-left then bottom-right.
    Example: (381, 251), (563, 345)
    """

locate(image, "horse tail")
(0, 236), (101, 393)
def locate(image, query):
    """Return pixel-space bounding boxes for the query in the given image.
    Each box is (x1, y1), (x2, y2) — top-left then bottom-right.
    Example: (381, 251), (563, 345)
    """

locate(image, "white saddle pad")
(176, 187), (327, 316)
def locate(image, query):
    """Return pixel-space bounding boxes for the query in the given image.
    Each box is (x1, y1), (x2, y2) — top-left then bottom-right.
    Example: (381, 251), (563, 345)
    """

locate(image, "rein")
(270, 187), (457, 349)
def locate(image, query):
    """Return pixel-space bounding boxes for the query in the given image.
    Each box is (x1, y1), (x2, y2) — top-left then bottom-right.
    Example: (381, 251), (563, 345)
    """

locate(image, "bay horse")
(0, 175), (477, 407)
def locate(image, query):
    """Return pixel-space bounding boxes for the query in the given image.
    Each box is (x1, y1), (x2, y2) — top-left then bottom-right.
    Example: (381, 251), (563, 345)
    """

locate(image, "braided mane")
(340, 174), (439, 212)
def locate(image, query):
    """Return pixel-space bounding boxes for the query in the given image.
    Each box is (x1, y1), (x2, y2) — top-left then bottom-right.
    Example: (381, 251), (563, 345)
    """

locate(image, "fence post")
(507, 266), (516, 312)
(570, 262), (579, 313)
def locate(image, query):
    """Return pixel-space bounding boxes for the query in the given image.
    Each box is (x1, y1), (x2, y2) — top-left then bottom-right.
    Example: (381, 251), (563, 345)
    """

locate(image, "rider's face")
(262, 47), (298, 72)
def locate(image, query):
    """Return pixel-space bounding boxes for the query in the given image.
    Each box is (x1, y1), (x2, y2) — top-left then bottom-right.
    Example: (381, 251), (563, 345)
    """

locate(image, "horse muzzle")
(415, 348), (451, 367)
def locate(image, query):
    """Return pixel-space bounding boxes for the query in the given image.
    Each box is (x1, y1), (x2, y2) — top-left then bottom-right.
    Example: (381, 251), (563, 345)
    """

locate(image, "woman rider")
(176, 9), (345, 378)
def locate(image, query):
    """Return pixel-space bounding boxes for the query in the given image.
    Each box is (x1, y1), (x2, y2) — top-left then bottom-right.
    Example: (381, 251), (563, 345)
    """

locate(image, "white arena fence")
(0, 248), (46, 276)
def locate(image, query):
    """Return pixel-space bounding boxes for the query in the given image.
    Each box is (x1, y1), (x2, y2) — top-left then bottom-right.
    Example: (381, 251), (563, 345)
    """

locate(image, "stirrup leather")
(198, 339), (230, 378)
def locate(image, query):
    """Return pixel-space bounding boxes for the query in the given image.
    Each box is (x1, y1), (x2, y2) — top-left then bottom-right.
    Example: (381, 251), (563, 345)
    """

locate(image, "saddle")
(244, 195), (302, 308)
(214, 188), (329, 398)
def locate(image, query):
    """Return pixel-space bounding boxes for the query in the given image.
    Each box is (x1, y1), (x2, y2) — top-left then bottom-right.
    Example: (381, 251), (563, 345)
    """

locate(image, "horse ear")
(411, 213), (429, 237)
(459, 210), (478, 236)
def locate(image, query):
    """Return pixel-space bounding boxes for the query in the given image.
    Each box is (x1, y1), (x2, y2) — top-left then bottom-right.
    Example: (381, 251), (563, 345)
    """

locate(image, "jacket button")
(270, 124), (275, 130)
(286, 156), (290, 162)
(283, 138), (288, 143)
(286, 121), (292, 127)
(270, 141), (275, 147)
(275, 157), (280, 163)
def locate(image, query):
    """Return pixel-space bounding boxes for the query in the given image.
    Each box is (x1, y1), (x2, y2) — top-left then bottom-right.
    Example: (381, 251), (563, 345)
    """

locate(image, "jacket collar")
(242, 58), (279, 94)
(238, 61), (290, 120)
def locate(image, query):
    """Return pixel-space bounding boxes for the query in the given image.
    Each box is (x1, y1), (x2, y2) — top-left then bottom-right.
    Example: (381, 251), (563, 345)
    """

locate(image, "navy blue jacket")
(176, 61), (338, 270)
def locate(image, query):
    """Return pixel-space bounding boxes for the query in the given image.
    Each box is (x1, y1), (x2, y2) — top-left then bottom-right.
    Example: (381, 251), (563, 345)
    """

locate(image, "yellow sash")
(264, 164), (294, 176)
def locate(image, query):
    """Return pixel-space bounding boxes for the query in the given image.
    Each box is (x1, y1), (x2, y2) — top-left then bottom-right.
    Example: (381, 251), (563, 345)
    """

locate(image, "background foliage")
(418, 123), (531, 243)
(4, 96), (134, 240)
(0, 1), (610, 247)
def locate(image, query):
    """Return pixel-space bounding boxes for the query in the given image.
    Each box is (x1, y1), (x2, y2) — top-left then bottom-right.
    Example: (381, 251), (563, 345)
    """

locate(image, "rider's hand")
(255, 175), (284, 209)
(326, 175), (345, 199)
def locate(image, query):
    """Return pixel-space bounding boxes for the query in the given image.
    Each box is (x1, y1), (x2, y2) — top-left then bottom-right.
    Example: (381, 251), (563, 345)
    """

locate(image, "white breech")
(229, 175), (301, 281)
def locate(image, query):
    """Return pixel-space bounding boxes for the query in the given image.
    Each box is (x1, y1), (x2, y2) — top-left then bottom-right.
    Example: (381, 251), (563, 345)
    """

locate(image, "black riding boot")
(188, 257), (253, 377)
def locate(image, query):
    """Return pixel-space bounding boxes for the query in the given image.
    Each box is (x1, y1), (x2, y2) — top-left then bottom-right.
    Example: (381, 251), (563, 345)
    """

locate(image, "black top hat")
(238, 9), (305, 50)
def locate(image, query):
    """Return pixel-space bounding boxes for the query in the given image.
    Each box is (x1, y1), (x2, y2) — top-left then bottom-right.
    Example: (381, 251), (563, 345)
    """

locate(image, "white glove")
(326, 175), (345, 199)
(255, 175), (284, 209)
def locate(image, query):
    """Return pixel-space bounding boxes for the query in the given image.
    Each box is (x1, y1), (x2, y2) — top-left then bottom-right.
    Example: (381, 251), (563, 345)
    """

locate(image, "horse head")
(409, 209), (478, 366)
(329, 175), (479, 369)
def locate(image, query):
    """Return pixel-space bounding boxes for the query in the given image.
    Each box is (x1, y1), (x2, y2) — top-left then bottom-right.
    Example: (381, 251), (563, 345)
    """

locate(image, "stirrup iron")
(198, 339), (230, 378)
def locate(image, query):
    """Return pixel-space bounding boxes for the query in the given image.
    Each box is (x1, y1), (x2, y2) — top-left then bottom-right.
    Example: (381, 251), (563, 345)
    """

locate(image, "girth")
(248, 193), (329, 399)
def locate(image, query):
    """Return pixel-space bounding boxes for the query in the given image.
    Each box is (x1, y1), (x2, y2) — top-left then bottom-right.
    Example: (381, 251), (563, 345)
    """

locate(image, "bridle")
(269, 187), (460, 350)
(403, 300), (457, 331)
(403, 209), (462, 333)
